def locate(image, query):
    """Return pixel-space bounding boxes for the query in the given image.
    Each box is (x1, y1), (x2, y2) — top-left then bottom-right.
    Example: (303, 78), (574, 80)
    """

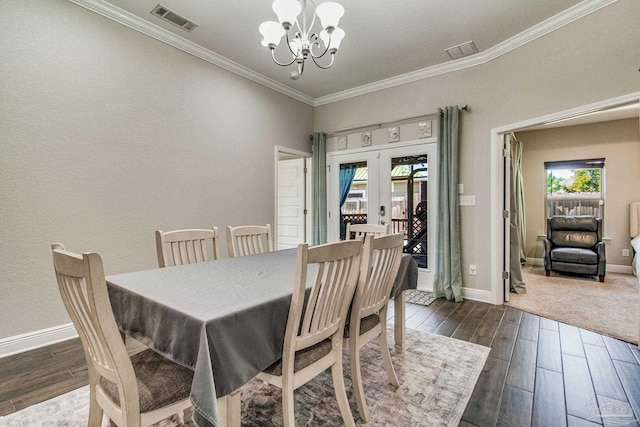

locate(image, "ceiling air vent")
(151, 4), (198, 32)
(445, 41), (478, 61)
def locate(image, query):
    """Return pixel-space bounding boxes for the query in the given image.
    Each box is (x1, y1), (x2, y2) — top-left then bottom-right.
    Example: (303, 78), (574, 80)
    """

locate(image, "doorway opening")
(275, 146), (311, 250)
(491, 92), (640, 305)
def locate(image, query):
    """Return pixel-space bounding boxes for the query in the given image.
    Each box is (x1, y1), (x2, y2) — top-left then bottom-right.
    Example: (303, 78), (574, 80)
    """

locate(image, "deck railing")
(343, 214), (408, 239)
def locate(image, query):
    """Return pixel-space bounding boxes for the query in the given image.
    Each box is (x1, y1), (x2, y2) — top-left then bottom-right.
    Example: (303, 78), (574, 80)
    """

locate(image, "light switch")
(459, 196), (476, 206)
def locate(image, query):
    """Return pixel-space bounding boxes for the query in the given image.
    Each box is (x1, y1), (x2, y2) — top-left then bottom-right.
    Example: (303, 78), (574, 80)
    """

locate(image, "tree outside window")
(545, 159), (604, 220)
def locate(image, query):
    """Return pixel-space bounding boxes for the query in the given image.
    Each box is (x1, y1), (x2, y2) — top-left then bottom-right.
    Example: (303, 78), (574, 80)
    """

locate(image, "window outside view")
(545, 159), (604, 219)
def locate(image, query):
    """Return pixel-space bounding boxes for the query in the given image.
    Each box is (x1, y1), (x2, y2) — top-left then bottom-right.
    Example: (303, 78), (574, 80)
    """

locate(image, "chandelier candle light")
(259, 0), (345, 79)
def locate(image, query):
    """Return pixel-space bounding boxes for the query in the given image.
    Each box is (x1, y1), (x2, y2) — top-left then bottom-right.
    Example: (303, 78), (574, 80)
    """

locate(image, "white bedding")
(632, 234), (640, 276)
(631, 202), (640, 277)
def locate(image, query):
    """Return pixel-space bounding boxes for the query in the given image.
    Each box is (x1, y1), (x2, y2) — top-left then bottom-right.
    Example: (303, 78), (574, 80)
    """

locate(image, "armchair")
(543, 215), (606, 282)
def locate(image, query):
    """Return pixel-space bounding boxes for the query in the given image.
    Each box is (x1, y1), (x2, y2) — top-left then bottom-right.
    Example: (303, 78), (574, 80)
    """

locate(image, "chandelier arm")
(308, 34), (330, 59)
(270, 48), (298, 67)
(304, 11), (317, 40)
(311, 52), (335, 69)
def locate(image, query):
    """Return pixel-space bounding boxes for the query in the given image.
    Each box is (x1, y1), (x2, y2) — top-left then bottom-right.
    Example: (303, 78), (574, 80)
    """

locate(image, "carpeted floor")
(0, 328), (489, 427)
(507, 265), (639, 344)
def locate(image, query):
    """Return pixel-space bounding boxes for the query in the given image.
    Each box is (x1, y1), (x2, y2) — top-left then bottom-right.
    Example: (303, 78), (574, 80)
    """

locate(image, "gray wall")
(315, 0), (640, 293)
(518, 118), (640, 265)
(1, 0), (639, 342)
(0, 0), (314, 339)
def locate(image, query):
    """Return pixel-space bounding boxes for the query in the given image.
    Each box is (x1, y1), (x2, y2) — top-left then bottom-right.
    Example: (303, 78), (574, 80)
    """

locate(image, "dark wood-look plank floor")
(1, 298), (639, 427)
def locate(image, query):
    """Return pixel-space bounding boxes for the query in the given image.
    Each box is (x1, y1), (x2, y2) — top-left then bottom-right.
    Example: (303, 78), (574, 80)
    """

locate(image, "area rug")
(507, 265), (639, 344)
(404, 289), (437, 307)
(0, 328), (489, 427)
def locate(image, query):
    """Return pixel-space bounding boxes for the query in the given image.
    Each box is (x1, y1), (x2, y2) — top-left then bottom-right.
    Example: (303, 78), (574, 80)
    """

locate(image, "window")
(544, 158), (604, 219)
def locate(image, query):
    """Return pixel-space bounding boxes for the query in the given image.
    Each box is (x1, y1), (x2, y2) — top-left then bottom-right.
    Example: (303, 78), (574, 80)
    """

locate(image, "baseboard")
(0, 323), (78, 359)
(525, 258), (633, 275)
(526, 257), (544, 266)
(607, 264), (634, 274)
(462, 287), (494, 304)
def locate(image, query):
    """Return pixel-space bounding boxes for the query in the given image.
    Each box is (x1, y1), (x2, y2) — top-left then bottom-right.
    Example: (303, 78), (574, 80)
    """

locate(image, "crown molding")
(66, 0), (316, 106)
(68, 0), (616, 108)
(313, 0), (618, 106)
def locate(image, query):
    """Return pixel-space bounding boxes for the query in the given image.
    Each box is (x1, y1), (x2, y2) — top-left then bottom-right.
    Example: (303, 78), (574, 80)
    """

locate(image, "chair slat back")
(346, 223), (390, 240)
(51, 244), (135, 389)
(226, 224), (273, 257)
(287, 240), (362, 351)
(156, 228), (220, 267)
(353, 234), (404, 319)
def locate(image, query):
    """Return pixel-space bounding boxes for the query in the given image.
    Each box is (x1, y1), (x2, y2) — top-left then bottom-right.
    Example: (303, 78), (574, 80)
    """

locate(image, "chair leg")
(598, 275), (605, 282)
(349, 338), (370, 422)
(87, 381), (103, 427)
(331, 358), (356, 427)
(545, 270), (550, 276)
(281, 383), (296, 427)
(379, 325), (400, 388)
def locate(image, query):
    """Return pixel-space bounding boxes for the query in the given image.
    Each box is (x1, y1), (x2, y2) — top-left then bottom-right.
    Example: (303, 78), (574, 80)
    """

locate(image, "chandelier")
(259, 0), (345, 79)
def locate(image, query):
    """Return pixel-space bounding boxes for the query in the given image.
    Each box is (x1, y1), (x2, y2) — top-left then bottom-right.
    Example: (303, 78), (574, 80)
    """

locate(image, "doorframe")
(274, 146), (312, 248)
(489, 91), (640, 305)
(327, 138), (438, 290)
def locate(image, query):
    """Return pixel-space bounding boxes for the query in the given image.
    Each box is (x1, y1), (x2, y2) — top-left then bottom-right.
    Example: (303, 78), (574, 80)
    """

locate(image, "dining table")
(106, 248), (417, 427)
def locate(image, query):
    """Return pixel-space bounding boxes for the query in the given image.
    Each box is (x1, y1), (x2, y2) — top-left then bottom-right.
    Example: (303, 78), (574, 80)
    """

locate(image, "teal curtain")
(311, 132), (327, 245)
(339, 164), (357, 240)
(433, 106), (463, 302)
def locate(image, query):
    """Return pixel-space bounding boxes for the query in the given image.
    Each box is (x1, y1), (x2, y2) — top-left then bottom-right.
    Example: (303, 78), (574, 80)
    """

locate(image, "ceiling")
(93, 0), (596, 103)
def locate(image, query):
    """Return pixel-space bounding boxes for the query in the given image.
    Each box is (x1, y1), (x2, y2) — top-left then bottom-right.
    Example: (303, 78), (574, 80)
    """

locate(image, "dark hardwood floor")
(2, 298), (639, 426)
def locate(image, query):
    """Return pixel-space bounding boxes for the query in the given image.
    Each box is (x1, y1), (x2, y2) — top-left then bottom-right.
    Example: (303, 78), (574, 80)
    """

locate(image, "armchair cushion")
(550, 231), (598, 249)
(550, 247), (598, 264)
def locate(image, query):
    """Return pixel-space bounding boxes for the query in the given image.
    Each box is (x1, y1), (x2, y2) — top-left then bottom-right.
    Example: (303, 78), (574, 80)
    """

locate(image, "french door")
(328, 141), (437, 287)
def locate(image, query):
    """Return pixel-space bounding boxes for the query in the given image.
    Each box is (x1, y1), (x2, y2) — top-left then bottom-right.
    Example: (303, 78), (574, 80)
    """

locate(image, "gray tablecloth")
(106, 249), (417, 427)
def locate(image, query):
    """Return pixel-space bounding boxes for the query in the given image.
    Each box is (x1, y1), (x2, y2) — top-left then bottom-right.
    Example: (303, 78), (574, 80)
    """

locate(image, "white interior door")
(277, 157), (307, 249)
(328, 141), (437, 289)
(503, 134), (511, 302)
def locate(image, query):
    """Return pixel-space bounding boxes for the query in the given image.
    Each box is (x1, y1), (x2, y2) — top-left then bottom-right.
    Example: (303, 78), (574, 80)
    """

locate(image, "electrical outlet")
(469, 264), (477, 275)
(622, 249), (630, 257)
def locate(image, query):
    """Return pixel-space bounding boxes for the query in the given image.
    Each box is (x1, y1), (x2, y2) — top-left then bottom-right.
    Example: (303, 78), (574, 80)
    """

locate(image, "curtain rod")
(324, 105), (469, 137)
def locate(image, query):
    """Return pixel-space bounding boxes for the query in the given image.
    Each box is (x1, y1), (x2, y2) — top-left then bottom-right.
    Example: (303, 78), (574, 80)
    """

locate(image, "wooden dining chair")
(344, 233), (404, 422)
(51, 243), (193, 427)
(256, 240), (362, 427)
(226, 224), (273, 257)
(345, 223), (390, 240)
(155, 228), (220, 268)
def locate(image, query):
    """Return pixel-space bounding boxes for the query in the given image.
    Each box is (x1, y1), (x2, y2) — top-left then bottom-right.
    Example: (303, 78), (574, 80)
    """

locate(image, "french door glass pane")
(391, 154), (429, 268)
(341, 161), (367, 240)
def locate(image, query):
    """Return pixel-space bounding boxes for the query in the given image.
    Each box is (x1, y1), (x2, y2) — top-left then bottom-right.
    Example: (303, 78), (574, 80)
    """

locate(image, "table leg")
(393, 290), (406, 354)
(217, 390), (241, 427)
